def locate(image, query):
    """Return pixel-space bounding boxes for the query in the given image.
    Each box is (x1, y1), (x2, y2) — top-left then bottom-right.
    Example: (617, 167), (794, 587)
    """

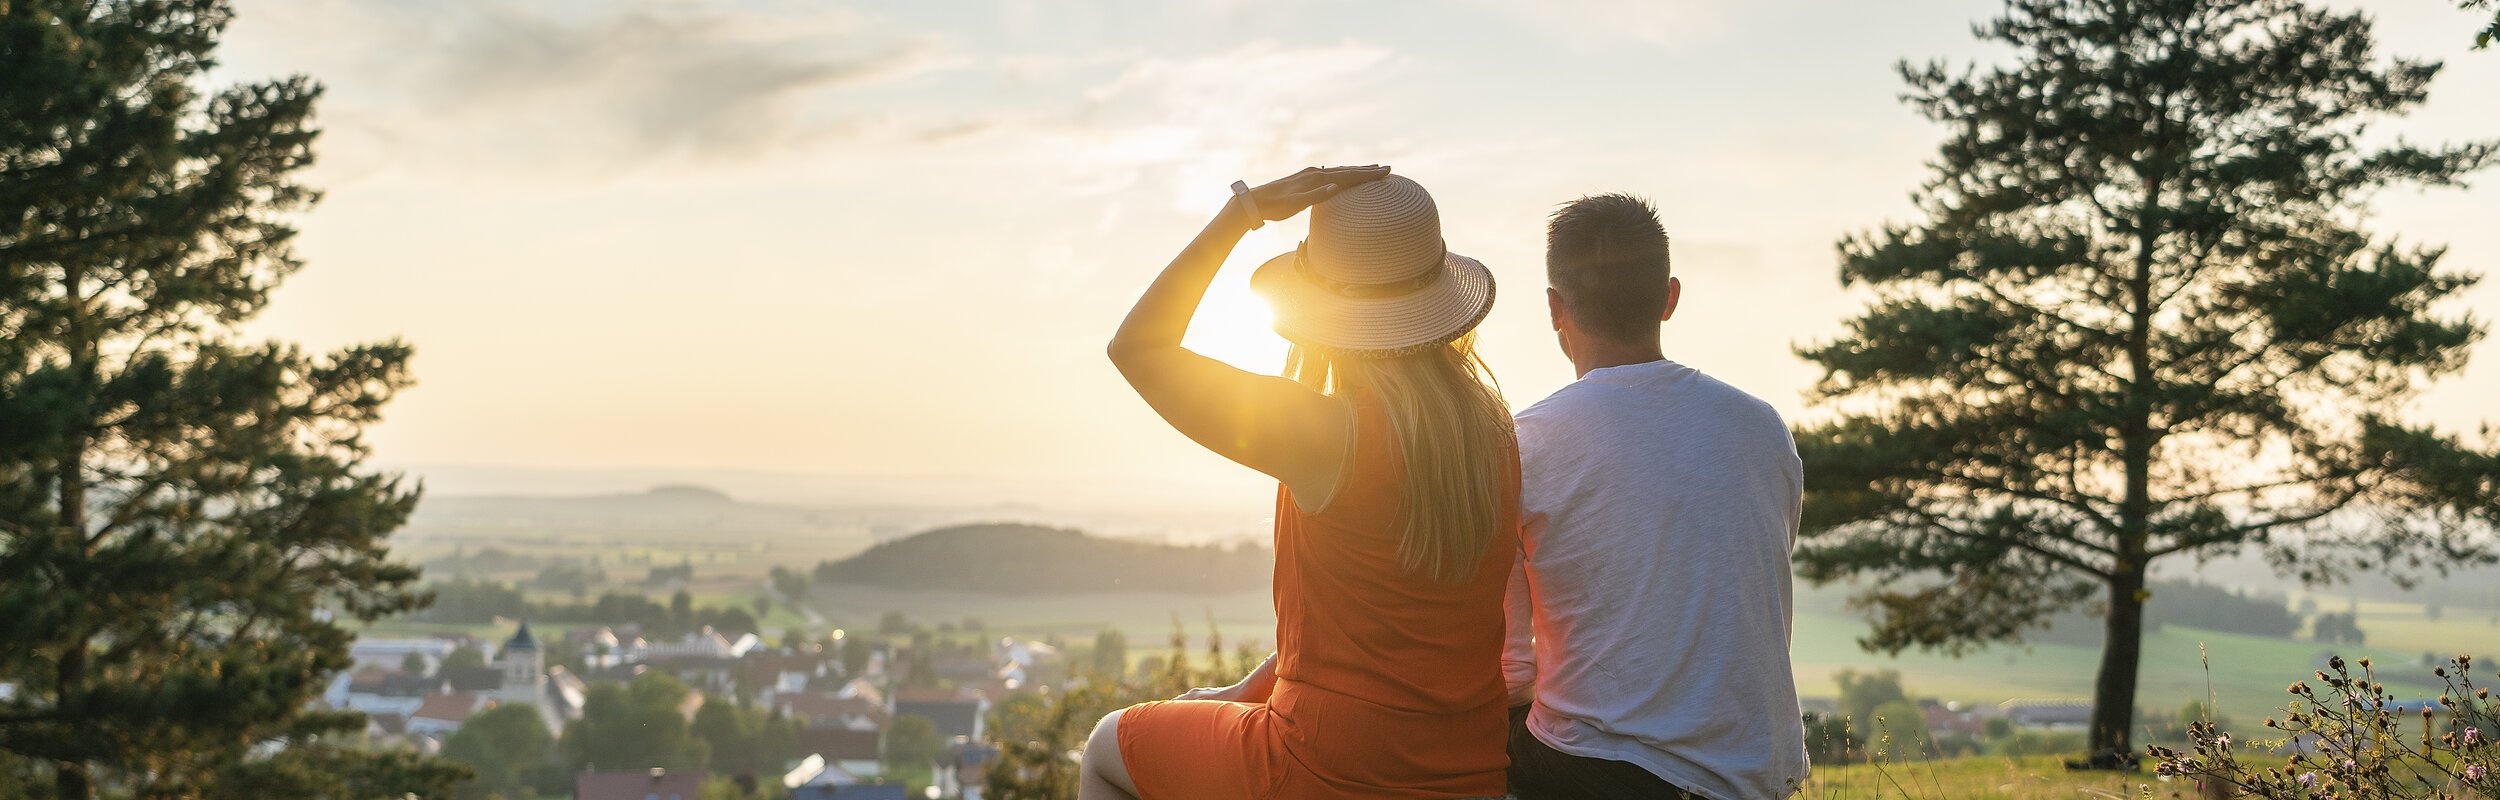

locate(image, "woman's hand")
(1175, 683), (1252, 702)
(1242, 165), (1391, 224)
(1170, 653), (1279, 703)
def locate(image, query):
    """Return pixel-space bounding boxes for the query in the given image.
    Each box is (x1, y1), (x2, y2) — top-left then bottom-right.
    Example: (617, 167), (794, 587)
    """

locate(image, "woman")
(1090, 166), (1519, 800)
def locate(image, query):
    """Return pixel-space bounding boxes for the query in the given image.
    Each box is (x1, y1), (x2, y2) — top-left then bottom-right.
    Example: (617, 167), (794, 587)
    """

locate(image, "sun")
(1184, 276), (1290, 374)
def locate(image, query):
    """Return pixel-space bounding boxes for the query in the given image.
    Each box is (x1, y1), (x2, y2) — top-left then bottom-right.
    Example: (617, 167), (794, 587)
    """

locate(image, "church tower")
(496, 621), (568, 736)
(498, 622), (544, 704)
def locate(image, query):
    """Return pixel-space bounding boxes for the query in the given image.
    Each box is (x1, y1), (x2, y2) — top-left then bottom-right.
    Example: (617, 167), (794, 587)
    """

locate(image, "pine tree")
(0, 0), (441, 795)
(1799, 0), (2500, 766)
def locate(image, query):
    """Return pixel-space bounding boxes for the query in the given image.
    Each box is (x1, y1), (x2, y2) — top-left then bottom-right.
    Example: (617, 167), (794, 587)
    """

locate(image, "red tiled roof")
(410, 692), (484, 723)
(796, 728), (883, 761)
(777, 693), (886, 726)
(890, 685), (979, 703)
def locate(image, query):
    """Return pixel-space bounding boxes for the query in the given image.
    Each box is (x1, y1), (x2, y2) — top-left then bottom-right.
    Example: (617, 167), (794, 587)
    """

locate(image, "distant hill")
(405, 484), (851, 540)
(813, 523), (1272, 594)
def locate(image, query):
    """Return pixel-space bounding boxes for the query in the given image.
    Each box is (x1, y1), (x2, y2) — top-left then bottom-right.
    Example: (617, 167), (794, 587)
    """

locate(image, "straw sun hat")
(1248, 174), (1495, 358)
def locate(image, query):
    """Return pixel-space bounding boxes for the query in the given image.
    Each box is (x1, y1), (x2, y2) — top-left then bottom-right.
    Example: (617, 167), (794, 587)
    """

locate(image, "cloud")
(421, 4), (923, 158)
(1459, 0), (1727, 48)
(237, 0), (946, 173)
(1050, 41), (1403, 211)
(231, 2), (1409, 186)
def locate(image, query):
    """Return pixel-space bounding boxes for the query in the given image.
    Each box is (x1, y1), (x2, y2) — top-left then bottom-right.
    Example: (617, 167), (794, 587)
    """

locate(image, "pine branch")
(1900, 506), (2115, 579)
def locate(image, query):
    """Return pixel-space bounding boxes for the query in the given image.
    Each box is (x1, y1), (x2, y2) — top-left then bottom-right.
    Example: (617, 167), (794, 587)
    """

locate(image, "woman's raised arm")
(1106, 166), (1388, 495)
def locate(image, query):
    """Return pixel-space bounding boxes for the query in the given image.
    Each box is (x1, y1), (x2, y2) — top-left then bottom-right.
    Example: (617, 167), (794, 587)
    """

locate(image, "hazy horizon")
(223, 0), (2500, 518)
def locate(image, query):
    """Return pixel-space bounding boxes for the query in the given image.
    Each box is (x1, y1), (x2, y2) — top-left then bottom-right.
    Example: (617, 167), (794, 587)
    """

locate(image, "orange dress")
(1117, 397), (1519, 799)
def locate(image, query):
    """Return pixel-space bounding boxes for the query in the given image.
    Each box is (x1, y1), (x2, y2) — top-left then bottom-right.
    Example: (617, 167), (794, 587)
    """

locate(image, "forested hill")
(813, 524), (1272, 594)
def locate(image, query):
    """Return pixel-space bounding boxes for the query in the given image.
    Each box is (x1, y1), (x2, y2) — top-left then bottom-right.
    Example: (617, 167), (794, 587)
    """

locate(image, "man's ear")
(1660, 277), (1682, 323)
(1547, 287), (1568, 332)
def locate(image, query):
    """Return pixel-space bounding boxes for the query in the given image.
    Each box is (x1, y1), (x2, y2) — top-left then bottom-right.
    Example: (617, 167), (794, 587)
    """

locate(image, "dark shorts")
(1507, 705), (1704, 800)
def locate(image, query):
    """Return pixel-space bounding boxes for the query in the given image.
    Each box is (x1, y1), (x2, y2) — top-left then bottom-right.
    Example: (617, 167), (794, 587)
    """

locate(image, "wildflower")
(2298, 772), (2318, 788)
(2466, 764), (2486, 781)
(2467, 726), (2481, 746)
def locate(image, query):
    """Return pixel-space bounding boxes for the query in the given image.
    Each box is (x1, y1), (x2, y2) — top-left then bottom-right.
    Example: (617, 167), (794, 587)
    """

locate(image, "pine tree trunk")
(54, 447), (91, 800)
(55, 268), (94, 800)
(2085, 571), (2145, 769)
(54, 643), (90, 800)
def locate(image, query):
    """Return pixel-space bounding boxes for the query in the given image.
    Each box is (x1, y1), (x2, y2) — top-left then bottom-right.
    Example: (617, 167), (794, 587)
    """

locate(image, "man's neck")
(1570, 337), (1667, 379)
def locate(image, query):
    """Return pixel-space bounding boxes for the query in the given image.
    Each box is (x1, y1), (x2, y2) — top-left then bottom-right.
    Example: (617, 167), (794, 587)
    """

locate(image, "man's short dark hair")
(1546, 193), (1671, 343)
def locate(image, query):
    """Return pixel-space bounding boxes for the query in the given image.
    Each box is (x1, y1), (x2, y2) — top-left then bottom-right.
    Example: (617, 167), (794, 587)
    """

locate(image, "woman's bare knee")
(1081, 708), (1141, 799)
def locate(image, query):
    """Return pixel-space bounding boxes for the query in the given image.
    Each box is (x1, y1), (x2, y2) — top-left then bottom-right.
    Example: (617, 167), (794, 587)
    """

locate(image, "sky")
(217, 0), (2500, 517)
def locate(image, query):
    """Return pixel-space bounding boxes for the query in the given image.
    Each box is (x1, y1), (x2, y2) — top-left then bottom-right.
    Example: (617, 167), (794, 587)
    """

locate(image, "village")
(337, 619), (1058, 800)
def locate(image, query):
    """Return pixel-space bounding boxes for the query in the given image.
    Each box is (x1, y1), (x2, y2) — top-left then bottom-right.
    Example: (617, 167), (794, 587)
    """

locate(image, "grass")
(1802, 756), (2197, 799)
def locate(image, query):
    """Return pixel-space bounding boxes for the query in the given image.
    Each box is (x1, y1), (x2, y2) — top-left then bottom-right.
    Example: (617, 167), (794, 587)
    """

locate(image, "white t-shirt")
(1503, 359), (1811, 799)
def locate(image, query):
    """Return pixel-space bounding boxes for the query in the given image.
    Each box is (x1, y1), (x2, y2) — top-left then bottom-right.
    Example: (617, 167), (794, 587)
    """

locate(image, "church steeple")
(503, 621), (539, 653)
(500, 621), (543, 691)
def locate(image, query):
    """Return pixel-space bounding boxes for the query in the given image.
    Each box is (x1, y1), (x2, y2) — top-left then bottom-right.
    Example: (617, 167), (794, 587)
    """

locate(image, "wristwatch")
(1230, 180), (1264, 231)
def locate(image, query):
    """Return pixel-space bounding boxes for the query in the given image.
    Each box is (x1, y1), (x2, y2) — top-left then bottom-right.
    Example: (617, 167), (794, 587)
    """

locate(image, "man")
(1503, 194), (1810, 799)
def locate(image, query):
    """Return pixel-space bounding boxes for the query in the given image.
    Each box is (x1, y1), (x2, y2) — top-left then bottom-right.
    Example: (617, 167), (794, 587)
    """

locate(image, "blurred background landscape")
(375, 478), (2500, 726)
(8, 0), (2500, 798)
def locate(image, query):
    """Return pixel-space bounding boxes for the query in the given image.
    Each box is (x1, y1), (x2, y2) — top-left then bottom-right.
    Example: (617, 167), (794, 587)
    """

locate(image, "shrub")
(2150, 655), (2499, 798)
(1871, 700), (1937, 760)
(1806, 712), (1868, 765)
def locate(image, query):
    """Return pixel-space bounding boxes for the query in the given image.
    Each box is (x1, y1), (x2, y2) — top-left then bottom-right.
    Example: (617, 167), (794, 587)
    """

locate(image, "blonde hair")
(1284, 334), (1515, 583)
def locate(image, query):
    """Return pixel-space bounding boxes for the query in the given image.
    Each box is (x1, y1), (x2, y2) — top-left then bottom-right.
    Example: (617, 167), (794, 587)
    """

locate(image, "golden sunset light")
(9, 1), (2500, 798)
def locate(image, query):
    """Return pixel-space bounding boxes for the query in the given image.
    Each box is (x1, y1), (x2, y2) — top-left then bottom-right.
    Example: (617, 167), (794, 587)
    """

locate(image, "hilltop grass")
(1802, 755), (2227, 799)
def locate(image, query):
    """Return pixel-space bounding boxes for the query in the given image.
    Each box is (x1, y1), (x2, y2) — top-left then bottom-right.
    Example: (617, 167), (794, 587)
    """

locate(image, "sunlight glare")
(1184, 275), (1289, 374)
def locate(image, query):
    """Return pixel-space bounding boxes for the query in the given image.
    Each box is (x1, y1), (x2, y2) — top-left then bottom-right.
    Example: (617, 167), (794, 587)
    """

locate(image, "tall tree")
(838, 635), (870, 678)
(1798, 0), (2500, 766)
(690, 697), (800, 779)
(670, 588), (695, 634)
(881, 714), (947, 793)
(0, 0), (437, 795)
(560, 672), (710, 774)
(2469, 0), (2499, 49)
(442, 704), (555, 800)
(1091, 629), (1128, 679)
(1834, 669), (1912, 731)
(442, 643), (489, 674)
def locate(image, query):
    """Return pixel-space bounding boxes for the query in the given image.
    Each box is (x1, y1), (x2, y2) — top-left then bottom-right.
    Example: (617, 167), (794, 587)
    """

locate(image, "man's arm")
(1502, 536), (1537, 707)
